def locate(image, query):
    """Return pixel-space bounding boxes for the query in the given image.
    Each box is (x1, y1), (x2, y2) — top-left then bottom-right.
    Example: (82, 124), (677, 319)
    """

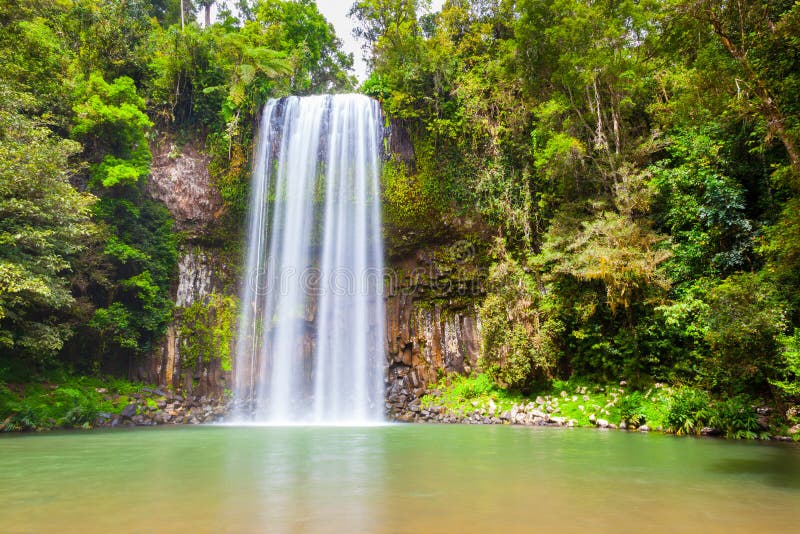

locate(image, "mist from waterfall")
(233, 94), (385, 424)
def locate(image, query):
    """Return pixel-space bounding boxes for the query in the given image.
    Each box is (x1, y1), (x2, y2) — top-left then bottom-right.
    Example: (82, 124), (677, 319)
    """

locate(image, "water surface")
(1, 425), (798, 533)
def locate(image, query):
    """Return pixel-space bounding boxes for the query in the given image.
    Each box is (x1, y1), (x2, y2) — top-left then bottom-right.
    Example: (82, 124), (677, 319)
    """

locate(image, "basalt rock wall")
(383, 245), (487, 417)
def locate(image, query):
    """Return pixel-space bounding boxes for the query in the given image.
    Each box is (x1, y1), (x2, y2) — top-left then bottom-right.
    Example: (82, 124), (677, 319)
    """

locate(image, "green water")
(1, 425), (798, 533)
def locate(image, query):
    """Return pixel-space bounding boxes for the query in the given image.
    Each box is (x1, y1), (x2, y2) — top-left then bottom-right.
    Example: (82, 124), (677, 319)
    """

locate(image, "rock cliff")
(383, 244), (486, 417)
(143, 130), (488, 407)
(142, 134), (236, 396)
(146, 136), (222, 235)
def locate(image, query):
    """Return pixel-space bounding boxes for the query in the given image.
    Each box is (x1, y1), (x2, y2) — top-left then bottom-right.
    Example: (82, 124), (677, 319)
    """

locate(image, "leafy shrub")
(61, 402), (99, 428)
(708, 396), (763, 440)
(618, 391), (647, 426)
(0, 384), (16, 419)
(664, 387), (711, 435)
(3, 398), (49, 432)
(772, 329), (800, 398)
(421, 373), (525, 415)
(451, 374), (495, 400)
(703, 273), (786, 395)
(480, 241), (557, 391)
(47, 387), (98, 427)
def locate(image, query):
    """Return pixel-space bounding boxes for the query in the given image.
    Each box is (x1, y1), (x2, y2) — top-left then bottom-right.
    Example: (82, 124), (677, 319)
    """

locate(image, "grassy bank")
(421, 374), (800, 440)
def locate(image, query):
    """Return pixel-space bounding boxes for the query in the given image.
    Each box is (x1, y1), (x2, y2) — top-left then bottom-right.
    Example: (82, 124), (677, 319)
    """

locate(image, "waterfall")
(233, 94), (385, 424)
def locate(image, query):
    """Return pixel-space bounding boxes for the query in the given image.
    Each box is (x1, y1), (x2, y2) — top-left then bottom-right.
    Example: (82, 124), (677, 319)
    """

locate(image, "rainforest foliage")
(352, 0), (800, 410)
(0, 0), (352, 381)
(1, 0), (799, 429)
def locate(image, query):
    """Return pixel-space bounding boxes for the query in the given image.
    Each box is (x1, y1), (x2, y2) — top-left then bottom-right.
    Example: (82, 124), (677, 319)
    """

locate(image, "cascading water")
(233, 94), (385, 424)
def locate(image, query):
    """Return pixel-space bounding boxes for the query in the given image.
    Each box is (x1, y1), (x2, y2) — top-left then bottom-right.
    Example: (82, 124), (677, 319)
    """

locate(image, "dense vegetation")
(0, 0), (352, 409)
(1, 0), (799, 435)
(352, 0), (800, 434)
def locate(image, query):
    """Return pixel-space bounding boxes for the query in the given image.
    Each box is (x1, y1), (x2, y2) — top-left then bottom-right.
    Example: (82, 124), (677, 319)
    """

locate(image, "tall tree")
(0, 88), (96, 363)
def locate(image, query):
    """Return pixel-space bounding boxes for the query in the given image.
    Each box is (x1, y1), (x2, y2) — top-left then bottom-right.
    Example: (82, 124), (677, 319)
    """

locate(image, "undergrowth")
(0, 375), (155, 432)
(422, 374), (777, 439)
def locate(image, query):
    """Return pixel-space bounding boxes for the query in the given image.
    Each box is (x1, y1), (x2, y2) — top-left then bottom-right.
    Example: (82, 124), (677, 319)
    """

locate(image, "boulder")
(142, 387), (168, 397)
(120, 403), (138, 419)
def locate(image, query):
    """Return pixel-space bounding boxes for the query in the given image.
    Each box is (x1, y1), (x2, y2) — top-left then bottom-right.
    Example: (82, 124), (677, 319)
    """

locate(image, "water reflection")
(708, 443), (800, 489)
(221, 426), (386, 532)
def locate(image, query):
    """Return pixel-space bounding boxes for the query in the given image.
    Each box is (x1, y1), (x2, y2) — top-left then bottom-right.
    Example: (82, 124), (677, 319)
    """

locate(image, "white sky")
(210, 1), (445, 83)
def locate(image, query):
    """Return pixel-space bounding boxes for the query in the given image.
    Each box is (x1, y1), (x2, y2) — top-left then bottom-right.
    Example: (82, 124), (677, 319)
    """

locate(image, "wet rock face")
(385, 296), (481, 385)
(387, 118), (415, 170)
(383, 244), (486, 418)
(139, 246), (235, 396)
(175, 249), (217, 308)
(147, 136), (222, 233)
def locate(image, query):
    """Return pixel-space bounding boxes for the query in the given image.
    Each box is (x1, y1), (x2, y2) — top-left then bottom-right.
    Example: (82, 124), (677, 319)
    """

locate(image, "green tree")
(682, 0), (800, 173)
(70, 73), (177, 364)
(0, 88), (96, 363)
(703, 273), (787, 395)
(255, 0), (355, 93)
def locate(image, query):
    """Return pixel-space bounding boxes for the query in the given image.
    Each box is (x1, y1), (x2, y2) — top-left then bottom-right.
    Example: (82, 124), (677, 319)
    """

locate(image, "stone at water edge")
(120, 403), (137, 419)
(639, 425), (651, 432)
(589, 413), (597, 424)
(597, 419), (609, 428)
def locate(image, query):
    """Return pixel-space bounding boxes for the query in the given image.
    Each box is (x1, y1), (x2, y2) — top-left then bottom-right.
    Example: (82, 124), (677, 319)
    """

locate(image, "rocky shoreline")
(94, 387), (230, 428)
(389, 405), (798, 442)
(62, 385), (796, 443)
(386, 388), (800, 442)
